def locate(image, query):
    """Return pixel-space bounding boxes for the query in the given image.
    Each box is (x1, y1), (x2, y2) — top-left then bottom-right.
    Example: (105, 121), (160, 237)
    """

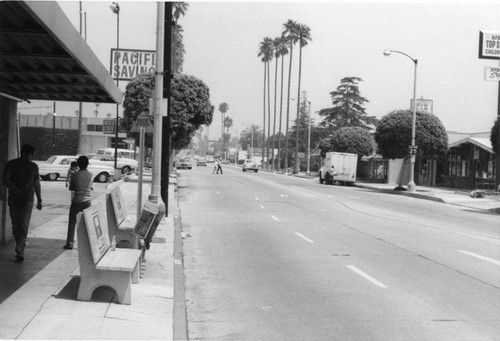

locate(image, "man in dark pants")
(2, 144), (42, 262)
(64, 155), (93, 250)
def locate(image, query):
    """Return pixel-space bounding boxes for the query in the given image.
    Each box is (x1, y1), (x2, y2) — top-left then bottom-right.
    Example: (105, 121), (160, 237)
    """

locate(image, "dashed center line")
(458, 250), (500, 266)
(295, 232), (314, 244)
(346, 265), (387, 288)
(255, 196), (260, 201)
(271, 215), (279, 221)
(260, 205), (266, 210)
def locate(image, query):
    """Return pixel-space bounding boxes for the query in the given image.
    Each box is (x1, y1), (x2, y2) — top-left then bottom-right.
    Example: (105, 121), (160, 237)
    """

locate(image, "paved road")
(177, 165), (500, 340)
(29, 179), (109, 229)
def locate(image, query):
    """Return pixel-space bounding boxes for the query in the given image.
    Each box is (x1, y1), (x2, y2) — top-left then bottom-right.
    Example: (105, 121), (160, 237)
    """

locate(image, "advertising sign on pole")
(103, 119), (116, 134)
(479, 31), (500, 60)
(110, 48), (156, 81)
(410, 98), (433, 114)
(484, 67), (500, 81)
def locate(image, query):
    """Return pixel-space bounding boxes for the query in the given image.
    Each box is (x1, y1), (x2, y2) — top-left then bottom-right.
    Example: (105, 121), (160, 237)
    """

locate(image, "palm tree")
(224, 116), (233, 135)
(172, 3), (189, 73)
(283, 19), (298, 171)
(275, 35), (288, 171)
(258, 37), (273, 168)
(240, 124), (262, 154)
(293, 22), (312, 174)
(218, 102), (229, 159)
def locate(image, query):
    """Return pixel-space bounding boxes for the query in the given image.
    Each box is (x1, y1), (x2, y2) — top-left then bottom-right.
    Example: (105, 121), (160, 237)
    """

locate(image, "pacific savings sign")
(110, 48), (156, 81)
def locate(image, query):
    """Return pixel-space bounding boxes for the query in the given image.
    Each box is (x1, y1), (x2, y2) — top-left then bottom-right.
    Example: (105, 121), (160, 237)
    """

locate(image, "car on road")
(176, 158), (193, 170)
(36, 155), (116, 183)
(242, 159), (259, 172)
(196, 159), (207, 167)
(88, 155), (138, 175)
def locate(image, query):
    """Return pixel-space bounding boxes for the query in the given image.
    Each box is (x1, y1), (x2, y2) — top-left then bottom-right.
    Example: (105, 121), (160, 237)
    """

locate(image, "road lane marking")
(346, 265), (387, 288)
(260, 204), (266, 210)
(255, 196), (260, 201)
(458, 250), (500, 266)
(295, 232), (314, 244)
(271, 215), (279, 221)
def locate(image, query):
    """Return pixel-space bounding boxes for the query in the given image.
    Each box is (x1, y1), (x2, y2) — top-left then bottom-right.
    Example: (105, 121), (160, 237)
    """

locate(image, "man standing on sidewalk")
(2, 143), (42, 262)
(64, 155), (93, 250)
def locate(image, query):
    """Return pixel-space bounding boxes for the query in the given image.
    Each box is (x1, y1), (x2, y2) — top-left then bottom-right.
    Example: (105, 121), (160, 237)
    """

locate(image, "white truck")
(319, 152), (358, 185)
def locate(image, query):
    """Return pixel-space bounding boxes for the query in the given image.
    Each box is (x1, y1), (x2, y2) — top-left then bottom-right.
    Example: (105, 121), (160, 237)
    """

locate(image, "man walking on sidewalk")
(2, 143), (42, 262)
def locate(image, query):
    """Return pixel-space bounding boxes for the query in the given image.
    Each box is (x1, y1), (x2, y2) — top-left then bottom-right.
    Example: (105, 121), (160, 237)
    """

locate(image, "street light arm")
(384, 49), (417, 64)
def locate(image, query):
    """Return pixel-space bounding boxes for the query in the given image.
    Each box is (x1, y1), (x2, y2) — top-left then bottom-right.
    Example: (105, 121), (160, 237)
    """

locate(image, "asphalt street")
(177, 164), (500, 340)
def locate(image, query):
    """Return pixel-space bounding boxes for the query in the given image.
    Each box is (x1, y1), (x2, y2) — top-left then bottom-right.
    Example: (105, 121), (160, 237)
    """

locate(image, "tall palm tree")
(224, 116), (233, 135)
(275, 35), (288, 171)
(258, 37), (273, 168)
(240, 124), (262, 153)
(283, 19), (298, 171)
(293, 22), (312, 174)
(172, 3), (189, 73)
(218, 102), (229, 158)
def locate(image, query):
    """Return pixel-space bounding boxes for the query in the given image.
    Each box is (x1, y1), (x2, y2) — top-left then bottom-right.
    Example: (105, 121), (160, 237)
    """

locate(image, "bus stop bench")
(76, 203), (141, 305)
(106, 185), (139, 249)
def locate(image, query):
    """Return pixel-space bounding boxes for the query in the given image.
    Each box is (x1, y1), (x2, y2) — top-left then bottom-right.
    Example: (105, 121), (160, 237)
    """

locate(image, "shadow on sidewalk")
(54, 275), (118, 303)
(0, 237), (65, 304)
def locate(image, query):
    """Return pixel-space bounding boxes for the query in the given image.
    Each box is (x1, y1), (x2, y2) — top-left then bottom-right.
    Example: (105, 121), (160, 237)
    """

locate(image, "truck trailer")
(319, 152), (358, 185)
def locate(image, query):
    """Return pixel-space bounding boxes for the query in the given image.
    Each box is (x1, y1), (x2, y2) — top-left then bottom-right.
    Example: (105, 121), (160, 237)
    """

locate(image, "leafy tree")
(324, 126), (374, 158)
(122, 73), (214, 151)
(318, 77), (378, 130)
(491, 117), (499, 155)
(374, 110), (448, 159)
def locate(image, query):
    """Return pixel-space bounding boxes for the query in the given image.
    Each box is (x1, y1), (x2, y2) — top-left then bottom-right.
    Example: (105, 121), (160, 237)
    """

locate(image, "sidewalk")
(353, 181), (500, 213)
(0, 175), (177, 340)
(260, 167), (500, 214)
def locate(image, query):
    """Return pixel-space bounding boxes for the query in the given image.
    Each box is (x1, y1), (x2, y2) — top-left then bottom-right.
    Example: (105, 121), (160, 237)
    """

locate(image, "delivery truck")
(319, 152), (358, 185)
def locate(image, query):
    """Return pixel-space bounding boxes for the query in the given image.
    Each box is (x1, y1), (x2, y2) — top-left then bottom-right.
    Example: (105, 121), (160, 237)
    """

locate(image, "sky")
(20, 1), (500, 141)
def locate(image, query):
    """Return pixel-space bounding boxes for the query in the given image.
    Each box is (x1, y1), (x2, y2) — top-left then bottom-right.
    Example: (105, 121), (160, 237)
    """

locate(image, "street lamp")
(52, 102), (56, 149)
(383, 49), (418, 193)
(110, 2), (120, 170)
(306, 101), (311, 176)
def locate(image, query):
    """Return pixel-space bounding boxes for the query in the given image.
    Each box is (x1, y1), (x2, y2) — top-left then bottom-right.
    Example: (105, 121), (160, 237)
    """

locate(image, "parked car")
(196, 159), (207, 167)
(35, 155), (115, 183)
(89, 155), (138, 175)
(176, 158), (193, 170)
(242, 159), (259, 172)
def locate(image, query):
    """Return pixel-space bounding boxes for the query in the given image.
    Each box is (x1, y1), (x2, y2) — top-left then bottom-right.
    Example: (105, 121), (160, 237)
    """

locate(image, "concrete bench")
(106, 186), (138, 249)
(76, 202), (142, 305)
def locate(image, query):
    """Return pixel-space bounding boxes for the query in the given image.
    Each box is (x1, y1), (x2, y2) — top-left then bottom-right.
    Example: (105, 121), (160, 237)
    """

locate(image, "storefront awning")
(0, 1), (122, 104)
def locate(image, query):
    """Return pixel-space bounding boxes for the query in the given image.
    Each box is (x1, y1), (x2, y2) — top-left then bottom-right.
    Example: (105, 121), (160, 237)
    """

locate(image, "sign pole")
(137, 125), (145, 217)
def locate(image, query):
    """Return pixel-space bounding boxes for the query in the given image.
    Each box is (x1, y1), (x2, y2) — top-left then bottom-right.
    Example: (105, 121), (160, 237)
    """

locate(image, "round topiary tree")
(330, 126), (374, 158)
(374, 110), (448, 159)
(122, 73), (214, 150)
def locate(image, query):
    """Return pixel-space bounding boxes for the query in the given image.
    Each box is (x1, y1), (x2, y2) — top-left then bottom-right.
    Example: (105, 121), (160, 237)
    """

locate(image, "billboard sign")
(103, 118), (126, 134)
(479, 31), (500, 60)
(110, 48), (156, 81)
(484, 67), (500, 81)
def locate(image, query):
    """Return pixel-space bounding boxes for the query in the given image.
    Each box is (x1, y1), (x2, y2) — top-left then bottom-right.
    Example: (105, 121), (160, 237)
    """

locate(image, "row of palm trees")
(258, 19), (312, 172)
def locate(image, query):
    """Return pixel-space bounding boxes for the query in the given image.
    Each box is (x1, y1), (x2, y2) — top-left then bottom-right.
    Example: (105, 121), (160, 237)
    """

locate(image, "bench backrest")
(109, 186), (126, 225)
(78, 202), (111, 264)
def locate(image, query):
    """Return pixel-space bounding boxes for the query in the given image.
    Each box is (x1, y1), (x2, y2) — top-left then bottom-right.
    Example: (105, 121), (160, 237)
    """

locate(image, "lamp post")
(110, 2), (120, 170)
(383, 49), (418, 193)
(306, 100), (311, 176)
(52, 102), (56, 149)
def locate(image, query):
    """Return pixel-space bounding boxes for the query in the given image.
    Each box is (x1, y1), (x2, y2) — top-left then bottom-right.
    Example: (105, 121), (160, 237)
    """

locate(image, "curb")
(354, 183), (445, 203)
